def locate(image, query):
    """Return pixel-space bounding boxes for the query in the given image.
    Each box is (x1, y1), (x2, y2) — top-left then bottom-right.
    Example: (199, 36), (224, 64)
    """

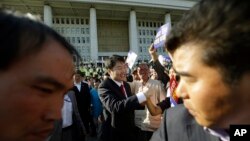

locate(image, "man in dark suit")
(150, 105), (219, 141)
(151, 0), (250, 141)
(48, 90), (86, 141)
(98, 55), (151, 141)
(72, 70), (91, 135)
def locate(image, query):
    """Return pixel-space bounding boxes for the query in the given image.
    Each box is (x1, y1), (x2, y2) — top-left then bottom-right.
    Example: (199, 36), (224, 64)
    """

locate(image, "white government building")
(1, 0), (197, 66)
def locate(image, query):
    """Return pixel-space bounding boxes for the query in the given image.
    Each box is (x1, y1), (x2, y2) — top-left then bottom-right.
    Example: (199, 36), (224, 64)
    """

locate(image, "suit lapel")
(73, 85), (80, 93)
(108, 78), (126, 98)
(123, 83), (131, 97)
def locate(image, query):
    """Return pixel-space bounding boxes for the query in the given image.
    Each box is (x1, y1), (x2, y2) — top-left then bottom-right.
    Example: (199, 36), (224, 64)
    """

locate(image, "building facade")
(1, 0), (197, 66)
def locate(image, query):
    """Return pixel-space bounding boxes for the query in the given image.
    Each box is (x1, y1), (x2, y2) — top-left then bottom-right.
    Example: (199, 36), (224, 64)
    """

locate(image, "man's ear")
(107, 69), (112, 75)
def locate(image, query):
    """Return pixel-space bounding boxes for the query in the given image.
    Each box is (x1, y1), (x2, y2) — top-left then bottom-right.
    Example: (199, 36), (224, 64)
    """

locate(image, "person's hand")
(140, 101), (146, 106)
(148, 43), (156, 55)
(148, 43), (158, 61)
(139, 86), (153, 98)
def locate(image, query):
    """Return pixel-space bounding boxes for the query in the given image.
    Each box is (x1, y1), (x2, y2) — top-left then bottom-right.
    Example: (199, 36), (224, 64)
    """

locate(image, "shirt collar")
(111, 79), (123, 87)
(74, 82), (81, 85)
(204, 127), (230, 141)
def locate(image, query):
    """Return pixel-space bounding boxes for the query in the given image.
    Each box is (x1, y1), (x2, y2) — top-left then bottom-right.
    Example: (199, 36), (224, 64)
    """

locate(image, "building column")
(43, 5), (52, 27)
(129, 10), (139, 55)
(165, 13), (172, 27)
(90, 7), (98, 61)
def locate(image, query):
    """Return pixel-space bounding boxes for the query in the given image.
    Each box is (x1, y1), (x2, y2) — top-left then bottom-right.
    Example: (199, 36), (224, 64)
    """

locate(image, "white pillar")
(90, 7), (98, 61)
(129, 10), (139, 55)
(44, 5), (52, 27)
(165, 13), (172, 27)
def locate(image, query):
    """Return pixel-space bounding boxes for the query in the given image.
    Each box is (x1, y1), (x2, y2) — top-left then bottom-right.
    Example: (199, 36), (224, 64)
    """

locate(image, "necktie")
(120, 84), (126, 96)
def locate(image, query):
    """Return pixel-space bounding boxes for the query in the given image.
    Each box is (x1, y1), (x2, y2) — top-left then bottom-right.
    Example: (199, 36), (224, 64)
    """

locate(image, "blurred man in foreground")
(151, 0), (250, 141)
(0, 9), (78, 141)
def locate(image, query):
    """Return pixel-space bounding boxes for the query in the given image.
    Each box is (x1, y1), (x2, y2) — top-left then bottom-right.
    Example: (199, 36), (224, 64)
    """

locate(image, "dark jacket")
(150, 104), (219, 141)
(71, 82), (91, 133)
(98, 78), (142, 141)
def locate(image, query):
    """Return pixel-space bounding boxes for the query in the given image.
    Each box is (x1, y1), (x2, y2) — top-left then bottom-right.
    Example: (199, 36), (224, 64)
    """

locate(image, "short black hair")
(0, 9), (80, 70)
(104, 55), (125, 70)
(74, 70), (85, 77)
(166, 0), (250, 84)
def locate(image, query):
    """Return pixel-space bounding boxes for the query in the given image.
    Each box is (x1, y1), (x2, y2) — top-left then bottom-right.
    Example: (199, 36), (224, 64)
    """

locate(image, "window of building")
(150, 30), (153, 35)
(71, 18), (75, 24)
(77, 37), (81, 43)
(86, 37), (90, 43)
(82, 37), (85, 43)
(56, 18), (59, 24)
(81, 19), (84, 24)
(66, 27), (70, 34)
(76, 18), (79, 24)
(71, 28), (75, 34)
(86, 28), (89, 34)
(66, 18), (70, 24)
(147, 38), (150, 44)
(76, 28), (80, 34)
(81, 28), (85, 34)
(61, 18), (65, 24)
(142, 30), (145, 36)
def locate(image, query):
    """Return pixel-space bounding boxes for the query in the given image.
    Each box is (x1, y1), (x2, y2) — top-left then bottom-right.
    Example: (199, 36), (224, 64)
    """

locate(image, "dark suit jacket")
(150, 104), (220, 141)
(72, 82), (91, 124)
(48, 91), (86, 141)
(150, 59), (170, 87)
(98, 78), (142, 141)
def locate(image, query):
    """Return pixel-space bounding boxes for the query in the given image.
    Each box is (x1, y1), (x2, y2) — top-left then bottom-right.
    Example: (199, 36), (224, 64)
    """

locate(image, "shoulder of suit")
(99, 78), (112, 88)
(166, 104), (194, 124)
(167, 104), (187, 116)
(101, 78), (110, 84)
(81, 81), (89, 85)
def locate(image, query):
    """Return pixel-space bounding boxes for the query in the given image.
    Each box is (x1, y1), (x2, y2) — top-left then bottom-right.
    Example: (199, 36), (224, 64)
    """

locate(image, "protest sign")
(153, 23), (171, 49)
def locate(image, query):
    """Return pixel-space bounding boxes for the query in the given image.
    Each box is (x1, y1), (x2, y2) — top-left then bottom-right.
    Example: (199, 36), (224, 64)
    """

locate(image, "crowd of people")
(1, 0), (250, 141)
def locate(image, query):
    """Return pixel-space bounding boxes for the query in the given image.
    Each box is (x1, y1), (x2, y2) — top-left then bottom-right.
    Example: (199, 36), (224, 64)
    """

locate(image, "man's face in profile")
(0, 40), (74, 141)
(172, 43), (242, 129)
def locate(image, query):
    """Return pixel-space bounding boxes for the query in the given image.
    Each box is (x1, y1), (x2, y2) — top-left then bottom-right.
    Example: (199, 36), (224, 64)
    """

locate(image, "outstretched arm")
(145, 98), (162, 116)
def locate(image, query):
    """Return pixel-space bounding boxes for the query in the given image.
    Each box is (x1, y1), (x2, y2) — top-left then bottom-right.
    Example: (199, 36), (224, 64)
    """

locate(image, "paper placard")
(126, 51), (137, 69)
(153, 23), (171, 49)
